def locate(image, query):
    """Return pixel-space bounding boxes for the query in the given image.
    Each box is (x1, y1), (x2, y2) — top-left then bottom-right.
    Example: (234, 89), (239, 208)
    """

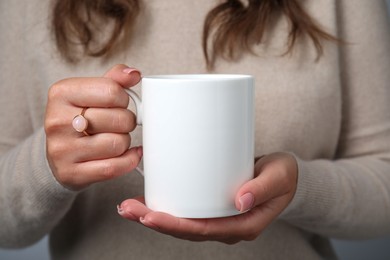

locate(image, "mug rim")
(142, 74), (253, 81)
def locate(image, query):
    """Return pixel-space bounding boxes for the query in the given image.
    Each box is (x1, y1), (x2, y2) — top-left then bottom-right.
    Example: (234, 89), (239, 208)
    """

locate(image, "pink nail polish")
(123, 67), (141, 77)
(139, 217), (149, 226)
(117, 205), (137, 220)
(123, 67), (142, 85)
(117, 205), (125, 215)
(239, 193), (254, 212)
(140, 217), (159, 229)
(137, 146), (143, 157)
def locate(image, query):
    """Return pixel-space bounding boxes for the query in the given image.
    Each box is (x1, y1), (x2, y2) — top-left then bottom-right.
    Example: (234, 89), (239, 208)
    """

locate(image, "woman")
(0, 0), (389, 259)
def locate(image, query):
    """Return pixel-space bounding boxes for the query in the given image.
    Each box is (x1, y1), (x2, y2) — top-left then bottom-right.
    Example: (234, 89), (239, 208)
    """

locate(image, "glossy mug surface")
(126, 74), (254, 218)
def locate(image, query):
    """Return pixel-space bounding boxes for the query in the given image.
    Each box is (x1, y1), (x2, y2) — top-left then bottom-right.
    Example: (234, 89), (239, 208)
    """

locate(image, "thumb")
(234, 153), (298, 213)
(103, 64), (142, 88)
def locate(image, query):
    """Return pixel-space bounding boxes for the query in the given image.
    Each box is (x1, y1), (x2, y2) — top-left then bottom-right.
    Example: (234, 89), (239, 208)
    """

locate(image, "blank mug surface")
(133, 74), (254, 218)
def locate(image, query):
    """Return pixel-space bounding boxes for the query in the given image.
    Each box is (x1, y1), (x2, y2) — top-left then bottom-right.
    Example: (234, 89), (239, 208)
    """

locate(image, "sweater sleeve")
(0, 2), (78, 248)
(0, 128), (77, 248)
(280, 0), (390, 239)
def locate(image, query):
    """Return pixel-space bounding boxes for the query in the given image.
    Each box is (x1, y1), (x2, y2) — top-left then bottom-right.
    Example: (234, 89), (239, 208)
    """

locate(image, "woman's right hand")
(44, 64), (143, 191)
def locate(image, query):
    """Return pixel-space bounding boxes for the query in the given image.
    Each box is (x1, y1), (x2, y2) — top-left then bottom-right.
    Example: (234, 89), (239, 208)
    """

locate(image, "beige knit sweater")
(1, 0), (389, 259)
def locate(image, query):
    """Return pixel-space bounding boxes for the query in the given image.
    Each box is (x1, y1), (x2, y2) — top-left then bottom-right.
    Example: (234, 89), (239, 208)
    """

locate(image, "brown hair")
(52, 0), (140, 62)
(52, 0), (337, 69)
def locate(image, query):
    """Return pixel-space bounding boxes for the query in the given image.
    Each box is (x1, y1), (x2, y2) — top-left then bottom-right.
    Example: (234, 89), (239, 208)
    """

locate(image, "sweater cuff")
(31, 128), (78, 204)
(278, 155), (336, 221)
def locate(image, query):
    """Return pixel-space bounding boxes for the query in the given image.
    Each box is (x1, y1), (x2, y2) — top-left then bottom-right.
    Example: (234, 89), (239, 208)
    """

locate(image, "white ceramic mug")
(126, 74), (254, 218)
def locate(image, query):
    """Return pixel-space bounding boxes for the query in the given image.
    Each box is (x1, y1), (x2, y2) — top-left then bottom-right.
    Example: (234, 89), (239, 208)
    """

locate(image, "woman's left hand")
(118, 152), (298, 244)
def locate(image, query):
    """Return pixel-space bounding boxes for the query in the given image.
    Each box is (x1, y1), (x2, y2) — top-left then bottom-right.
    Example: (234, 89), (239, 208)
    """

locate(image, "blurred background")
(1, 1), (390, 259)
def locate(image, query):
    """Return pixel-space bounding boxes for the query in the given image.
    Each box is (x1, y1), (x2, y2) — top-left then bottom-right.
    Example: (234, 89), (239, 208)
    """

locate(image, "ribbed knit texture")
(1, 0), (389, 259)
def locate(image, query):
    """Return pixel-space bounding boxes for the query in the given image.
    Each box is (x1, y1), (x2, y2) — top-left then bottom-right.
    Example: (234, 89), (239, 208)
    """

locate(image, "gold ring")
(72, 107), (90, 136)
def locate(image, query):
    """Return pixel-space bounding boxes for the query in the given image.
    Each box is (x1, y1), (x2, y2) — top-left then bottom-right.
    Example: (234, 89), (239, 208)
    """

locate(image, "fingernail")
(239, 193), (254, 212)
(140, 217), (159, 229)
(117, 205), (137, 220)
(117, 204), (125, 215)
(139, 217), (148, 226)
(137, 146), (143, 157)
(123, 68), (141, 85)
(123, 67), (141, 77)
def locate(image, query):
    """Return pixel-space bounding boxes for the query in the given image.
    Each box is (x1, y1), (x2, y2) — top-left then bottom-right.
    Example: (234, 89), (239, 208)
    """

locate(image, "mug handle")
(125, 89), (143, 125)
(125, 88), (144, 176)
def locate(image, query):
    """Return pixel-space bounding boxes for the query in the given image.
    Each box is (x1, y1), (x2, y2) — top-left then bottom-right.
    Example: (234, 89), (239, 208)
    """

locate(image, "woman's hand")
(118, 152), (298, 244)
(45, 64), (143, 190)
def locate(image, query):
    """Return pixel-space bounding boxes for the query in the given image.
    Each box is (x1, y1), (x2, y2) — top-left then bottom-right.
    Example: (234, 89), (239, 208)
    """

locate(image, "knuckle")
(44, 116), (66, 134)
(105, 81), (122, 104)
(111, 135), (119, 153)
(45, 81), (72, 135)
(111, 113), (123, 130)
(110, 135), (130, 155)
(48, 79), (68, 100)
(47, 141), (67, 160)
(101, 161), (117, 179)
(112, 111), (134, 131)
(103, 79), (129, 108)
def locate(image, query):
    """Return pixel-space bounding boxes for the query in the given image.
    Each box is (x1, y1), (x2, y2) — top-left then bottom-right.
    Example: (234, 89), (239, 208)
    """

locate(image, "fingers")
(82, 108), (136, 134)
(72, 133), (131, 162)
(61, 147), (143, 190)
(48, 65), (141, 109)
(49, 77), (131, 108)
(104, 64), (141, 87)
(118, 199), (265, 244)
(118, 197), (151, 221)
(235, 153), (298, 213)
(116, 153), (298, 245)
(46, 104), (136, 139)
(45, 64), (143, 191)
